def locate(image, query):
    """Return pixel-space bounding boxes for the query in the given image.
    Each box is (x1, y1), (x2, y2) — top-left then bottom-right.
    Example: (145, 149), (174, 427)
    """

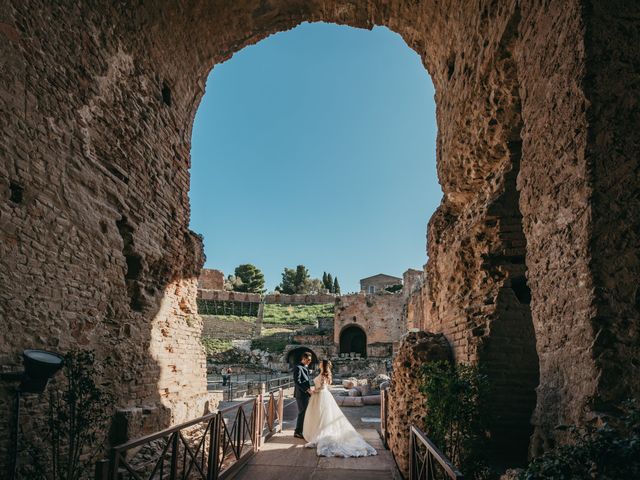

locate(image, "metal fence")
(212, 375), (294, 401)
(380, 388), (389, 448)
(409, 425), (464, 480)
(97, 388), (286, 480)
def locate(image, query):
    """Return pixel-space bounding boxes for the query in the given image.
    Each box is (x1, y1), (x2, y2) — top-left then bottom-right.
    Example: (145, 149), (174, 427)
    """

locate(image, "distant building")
(359, 273), (403, 294)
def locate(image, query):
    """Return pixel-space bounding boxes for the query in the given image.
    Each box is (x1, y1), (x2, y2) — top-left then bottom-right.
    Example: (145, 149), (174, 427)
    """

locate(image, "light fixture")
(1, 349), (64, 480)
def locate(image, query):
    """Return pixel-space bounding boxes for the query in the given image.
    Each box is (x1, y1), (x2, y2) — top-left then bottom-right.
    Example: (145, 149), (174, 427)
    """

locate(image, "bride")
(302, 359), (377, 457)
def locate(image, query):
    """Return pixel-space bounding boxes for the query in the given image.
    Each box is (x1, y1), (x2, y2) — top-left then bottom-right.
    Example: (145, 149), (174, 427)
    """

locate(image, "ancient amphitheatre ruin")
(0, 0), (638, 478)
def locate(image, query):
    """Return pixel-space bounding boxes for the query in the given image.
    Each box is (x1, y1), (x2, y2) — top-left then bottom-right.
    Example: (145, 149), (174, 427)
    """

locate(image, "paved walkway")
(232, 397), (401, 480)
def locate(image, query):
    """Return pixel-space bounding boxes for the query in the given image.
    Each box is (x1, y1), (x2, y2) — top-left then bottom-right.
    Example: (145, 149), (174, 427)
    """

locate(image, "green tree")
(326, 273), (333, 293)
(333, 277), (341, 294)
(299, 278), (325, 294)
(276, 267), (297, 294)
(278, 265), (320, 294)
(294, 265), (309, 292)
(322, 272), (329, 290)
(232, 264), (265, 293)
(224, 274), (243, 291)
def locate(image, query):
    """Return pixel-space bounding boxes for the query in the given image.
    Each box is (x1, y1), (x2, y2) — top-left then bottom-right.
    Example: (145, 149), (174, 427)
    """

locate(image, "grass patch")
(201, 337), (233, 356)
(251, 329), (291, 353)
(262, 303), (334, 326)
(201, 315), (256, 324)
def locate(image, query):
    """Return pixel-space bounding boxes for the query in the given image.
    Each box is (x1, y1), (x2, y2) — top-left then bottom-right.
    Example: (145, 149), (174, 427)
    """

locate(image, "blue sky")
(189, 22), (440, 293)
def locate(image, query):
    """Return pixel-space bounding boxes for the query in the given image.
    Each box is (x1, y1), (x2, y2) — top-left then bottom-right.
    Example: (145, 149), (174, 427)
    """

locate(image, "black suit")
(293, 363), (311, 435)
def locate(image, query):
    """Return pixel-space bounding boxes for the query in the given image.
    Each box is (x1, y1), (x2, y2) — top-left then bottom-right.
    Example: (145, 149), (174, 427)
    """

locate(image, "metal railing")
(409, 425), (464, 480)
(210, 375), (294, 401)
(98, 388), (285, 480)
(380, 388), (389, 448)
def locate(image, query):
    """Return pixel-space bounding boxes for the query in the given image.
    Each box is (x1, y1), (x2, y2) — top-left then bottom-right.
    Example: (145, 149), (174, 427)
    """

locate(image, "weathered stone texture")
(583, 0), (640, 417)
(0, 0), (638, 471)
(386, 331), (452, 477)
(198, 268), (224, 290)
(334, 292), (407, 354)
(514, 0), (640, 452)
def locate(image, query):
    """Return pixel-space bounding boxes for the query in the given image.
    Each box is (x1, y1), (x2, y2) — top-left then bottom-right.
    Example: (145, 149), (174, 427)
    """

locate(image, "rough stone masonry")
(0, 0), (638, 472)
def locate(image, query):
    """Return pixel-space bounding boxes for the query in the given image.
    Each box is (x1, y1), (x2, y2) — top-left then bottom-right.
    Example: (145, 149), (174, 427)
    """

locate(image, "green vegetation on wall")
(519, 399), (640, 480)
(201, 337), (233, 355)
(251, 328), (291, 353)
(420, 361), (491, 479)
(263, 303), (334, 325)
(197, 299), (260, 316)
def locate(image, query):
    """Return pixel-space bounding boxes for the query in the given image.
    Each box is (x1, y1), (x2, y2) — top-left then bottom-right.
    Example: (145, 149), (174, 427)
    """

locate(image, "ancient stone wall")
(197, 289), (336, 305)
(386, 332), (452, 477)
(584, 0), (640, 415)
(1, 0), (638, 471)
(201, 315), (256, 340)
(514, 0), (640, 452)
(197, 268), (224, 290)
(334, 292), (407, 352)
(198, 289), (262, 303)
(263, 292), (336, 304)
(404, 278), (430, 332)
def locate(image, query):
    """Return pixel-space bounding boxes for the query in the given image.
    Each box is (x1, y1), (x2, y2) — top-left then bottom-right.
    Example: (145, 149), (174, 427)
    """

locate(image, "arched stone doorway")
(285, 346), (318, 371)
(339, 325), (367, 358)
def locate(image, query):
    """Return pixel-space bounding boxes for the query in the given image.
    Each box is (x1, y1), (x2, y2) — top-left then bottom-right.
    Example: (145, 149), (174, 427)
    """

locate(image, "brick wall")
(198, 268), (224, 290)
(1, 0), (637, 470)
(334, 293), (406, 352)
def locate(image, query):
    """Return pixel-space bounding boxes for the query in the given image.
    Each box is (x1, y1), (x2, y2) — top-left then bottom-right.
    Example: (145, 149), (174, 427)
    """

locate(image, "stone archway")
(285, 346), (318, 370)
(2, 0), (638, 472)
(339, 324), (367, 357)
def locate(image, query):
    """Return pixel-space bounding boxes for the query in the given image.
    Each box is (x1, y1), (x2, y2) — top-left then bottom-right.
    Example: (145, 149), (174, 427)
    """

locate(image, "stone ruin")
(1, 0), (638, 473)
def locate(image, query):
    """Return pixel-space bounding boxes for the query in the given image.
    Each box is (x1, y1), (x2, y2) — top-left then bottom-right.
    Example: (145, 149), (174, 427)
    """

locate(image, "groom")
(293, 352), (313, 439)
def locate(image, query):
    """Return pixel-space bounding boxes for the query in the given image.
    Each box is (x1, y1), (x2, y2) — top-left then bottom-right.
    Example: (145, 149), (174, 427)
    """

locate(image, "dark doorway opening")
(286, 347), (318, 371)
(339, 325), (367, 357)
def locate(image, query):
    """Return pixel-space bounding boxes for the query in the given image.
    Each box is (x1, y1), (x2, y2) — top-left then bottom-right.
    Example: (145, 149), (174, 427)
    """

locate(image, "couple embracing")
(293, 352), (377, 457)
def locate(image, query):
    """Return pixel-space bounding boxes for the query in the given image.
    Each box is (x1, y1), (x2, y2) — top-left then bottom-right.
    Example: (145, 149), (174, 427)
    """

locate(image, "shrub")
(519, 399), (640, 479)
(23, 350), (113, 480)
(420, 361), (492, 479)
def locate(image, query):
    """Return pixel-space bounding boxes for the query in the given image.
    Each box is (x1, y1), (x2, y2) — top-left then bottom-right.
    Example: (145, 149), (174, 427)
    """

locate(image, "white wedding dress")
(302, 374), (377, 457)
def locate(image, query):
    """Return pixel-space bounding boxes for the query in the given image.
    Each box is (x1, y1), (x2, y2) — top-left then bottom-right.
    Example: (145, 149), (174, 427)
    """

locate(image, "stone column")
(516, 0), (640, 453)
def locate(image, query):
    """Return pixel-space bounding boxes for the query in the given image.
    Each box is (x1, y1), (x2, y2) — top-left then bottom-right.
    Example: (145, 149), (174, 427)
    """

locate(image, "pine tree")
(277, 267), (297, 294)
(322, 272), (329, 290)
(333, 277), (341, 295)
(294, 265), (310, 293)
(327, 273), (334, 293)
(233, 264), (265, 293)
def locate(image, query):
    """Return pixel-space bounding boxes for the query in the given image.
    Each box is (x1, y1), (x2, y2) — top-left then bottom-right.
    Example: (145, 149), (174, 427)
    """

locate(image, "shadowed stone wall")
(1, 0), (638, 472)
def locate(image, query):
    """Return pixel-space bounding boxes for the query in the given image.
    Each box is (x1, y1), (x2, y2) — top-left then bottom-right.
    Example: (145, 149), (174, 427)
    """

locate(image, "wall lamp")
(1, 349), (64, 480)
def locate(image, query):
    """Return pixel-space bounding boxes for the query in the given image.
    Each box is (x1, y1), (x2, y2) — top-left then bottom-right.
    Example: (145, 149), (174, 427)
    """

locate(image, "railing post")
(267, 393), (275, 432)
(207, 414), (221, 480)
(409, 426), (416, 480)
(259, 393), (265, 447)
(169, 431), (179, 480)
(277, 388), (284, 433)
(94, 459), (109, 480)
(251, 394), (259, 451)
